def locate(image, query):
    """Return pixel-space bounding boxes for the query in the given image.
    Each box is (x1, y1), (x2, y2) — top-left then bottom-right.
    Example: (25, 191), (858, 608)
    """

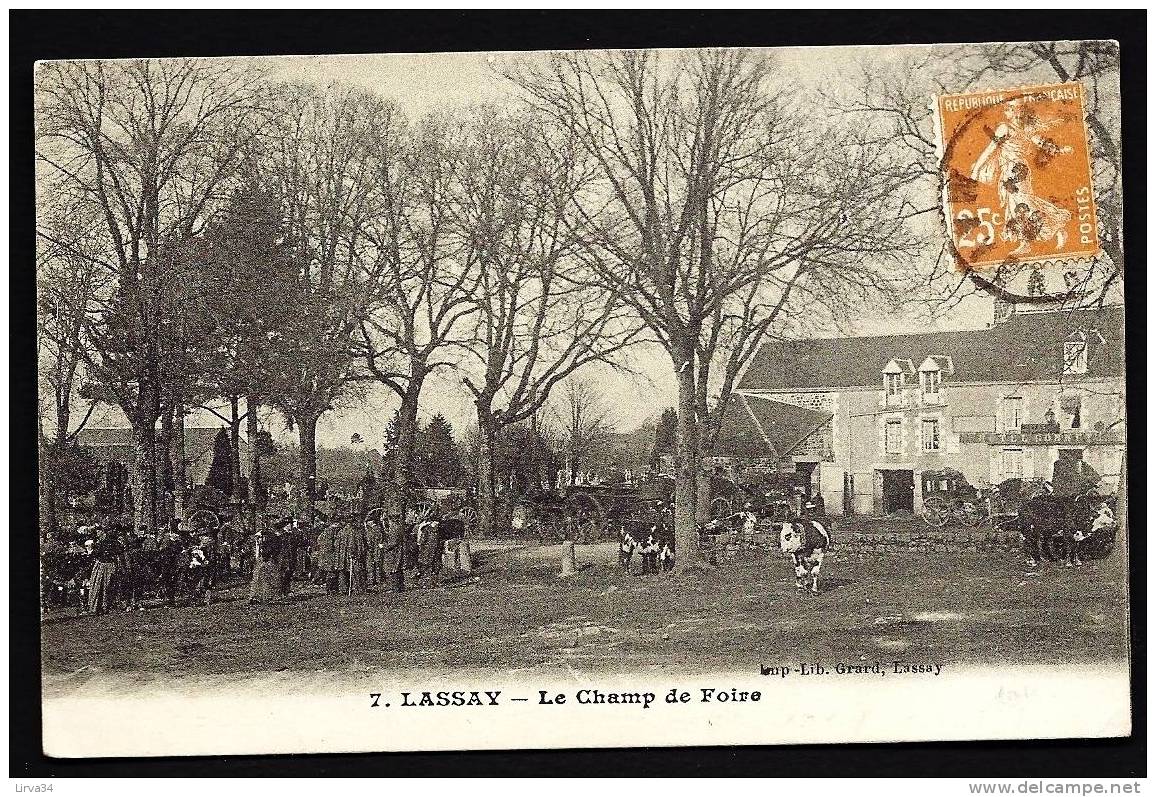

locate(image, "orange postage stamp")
(934, 81), (1100, 270)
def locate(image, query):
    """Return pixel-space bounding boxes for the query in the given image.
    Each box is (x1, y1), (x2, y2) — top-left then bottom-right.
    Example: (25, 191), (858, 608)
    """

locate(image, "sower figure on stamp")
(970, 99), (1074, 256)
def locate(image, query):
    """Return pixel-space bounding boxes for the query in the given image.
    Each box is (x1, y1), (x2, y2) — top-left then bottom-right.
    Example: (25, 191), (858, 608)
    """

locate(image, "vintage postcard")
(35, 40), (1128, 758)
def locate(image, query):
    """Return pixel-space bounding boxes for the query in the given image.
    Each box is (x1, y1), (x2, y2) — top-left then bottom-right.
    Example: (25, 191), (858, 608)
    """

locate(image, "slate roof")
(713, 394), (832, 458)
(737, 306), (1124, 391)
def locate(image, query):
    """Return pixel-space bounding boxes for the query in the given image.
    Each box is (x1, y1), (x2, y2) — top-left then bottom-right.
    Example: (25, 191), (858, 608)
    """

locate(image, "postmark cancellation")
(934, 81), (1101, 271)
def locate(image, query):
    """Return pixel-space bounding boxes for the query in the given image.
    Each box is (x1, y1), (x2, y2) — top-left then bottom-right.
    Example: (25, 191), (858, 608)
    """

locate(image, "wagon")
(509, 477), (674, 543)
(711, 472), (813, 522)
(919, 469), (986, 528)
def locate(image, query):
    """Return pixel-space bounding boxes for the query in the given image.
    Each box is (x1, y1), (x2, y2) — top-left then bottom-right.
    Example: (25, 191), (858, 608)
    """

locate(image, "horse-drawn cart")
(509, 477), (674, 543)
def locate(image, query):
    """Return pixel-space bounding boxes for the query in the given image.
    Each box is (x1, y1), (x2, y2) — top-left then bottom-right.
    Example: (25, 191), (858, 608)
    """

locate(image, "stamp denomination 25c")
(935, 81), (1100, 270)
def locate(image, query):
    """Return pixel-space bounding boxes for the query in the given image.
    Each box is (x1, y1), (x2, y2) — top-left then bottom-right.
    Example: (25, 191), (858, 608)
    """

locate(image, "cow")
(42, 545), (92, 610)
(638, 523), (674, 574)
(438, 517), (466, 542)
(637, 529), (660, 574)
(617, 520), (673, 574)
(1073, 500), (1118, 560)
(656, 526), (675, 572)
(778, 519), (830, 594)
(617, 525), (637, 570)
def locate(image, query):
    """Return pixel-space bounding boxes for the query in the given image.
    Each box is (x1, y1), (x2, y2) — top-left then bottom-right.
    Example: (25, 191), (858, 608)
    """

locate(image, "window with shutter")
(1002, 448), (1024, 479)
(885, 420), (902, 454)
(921, 419), (940, 452)
(1003, 397), (1023, 430)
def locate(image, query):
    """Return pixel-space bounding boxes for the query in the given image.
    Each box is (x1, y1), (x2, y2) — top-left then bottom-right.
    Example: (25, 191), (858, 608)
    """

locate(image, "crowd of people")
(41, 502), (460, 617)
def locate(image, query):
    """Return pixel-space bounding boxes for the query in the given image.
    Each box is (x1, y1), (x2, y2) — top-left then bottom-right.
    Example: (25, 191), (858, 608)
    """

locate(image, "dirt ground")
(41, 539), (1130, 694)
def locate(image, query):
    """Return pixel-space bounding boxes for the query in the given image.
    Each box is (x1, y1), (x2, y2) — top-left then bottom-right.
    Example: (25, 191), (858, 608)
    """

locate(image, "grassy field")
(41, 539), (1129, 694)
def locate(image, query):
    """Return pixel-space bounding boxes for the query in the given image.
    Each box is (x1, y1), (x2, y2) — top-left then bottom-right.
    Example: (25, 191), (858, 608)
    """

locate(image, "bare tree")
(256, 83), (394, 522)
(354, 111), (482, 539)
(453, 108), (643, 536)
(552, 376), (616, 481)
(36, 198), (107, 532)
(510, 49), (920, 565)
(36, 59), (269, 533)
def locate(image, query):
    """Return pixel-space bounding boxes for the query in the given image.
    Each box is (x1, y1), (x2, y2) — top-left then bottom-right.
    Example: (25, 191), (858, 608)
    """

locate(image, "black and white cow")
(618, 525), (637, 570)
(655, 525), (675, 572)
(777, 520), (830, 594)
(619, 520), (674, 574)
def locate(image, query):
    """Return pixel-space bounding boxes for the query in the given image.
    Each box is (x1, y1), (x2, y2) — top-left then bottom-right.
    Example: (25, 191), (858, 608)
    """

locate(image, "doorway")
(795, 461), (818, 496)
(879, 469), (914, 514)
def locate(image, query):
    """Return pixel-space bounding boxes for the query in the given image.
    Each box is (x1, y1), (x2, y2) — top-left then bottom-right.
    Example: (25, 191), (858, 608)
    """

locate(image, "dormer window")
(1064, 338), (1088, 375)
(885, 373), (902, 396)
(921, 369), (941, 396)
(883, 359), (912, 400)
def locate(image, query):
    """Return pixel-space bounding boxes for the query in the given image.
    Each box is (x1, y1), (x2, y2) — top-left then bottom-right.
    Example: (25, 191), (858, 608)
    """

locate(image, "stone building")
(721, 304), (1125, 516)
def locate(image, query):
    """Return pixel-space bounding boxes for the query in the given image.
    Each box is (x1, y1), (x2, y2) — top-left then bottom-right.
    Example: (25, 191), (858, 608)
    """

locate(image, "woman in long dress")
(87, 526), (122, 615)
(248, 520), (285, 604)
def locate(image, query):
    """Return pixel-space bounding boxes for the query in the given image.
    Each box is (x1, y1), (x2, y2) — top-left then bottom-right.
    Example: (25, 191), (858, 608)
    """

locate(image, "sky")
(79, 45), (1016, 448)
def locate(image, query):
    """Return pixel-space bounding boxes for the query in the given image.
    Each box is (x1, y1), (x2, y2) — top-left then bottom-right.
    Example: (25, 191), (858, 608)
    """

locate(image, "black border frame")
(10, 9), (1146, 778)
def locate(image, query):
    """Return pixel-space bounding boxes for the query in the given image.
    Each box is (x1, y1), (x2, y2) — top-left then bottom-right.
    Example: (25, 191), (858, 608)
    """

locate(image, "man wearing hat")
(274, 517), (301, 597)
(364, 514), (384, 588)
(313, 519), (339, 594)
(187, 527), (220, 606)
(333, 511), (368, 595)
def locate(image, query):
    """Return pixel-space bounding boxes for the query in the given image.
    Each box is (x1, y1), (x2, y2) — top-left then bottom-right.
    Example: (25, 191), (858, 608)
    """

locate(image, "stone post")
(560, 541), (576, 576)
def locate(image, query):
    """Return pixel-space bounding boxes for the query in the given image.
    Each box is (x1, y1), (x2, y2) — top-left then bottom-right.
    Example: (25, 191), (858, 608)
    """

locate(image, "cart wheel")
(187, 509), (220, 530)
(461, 506), (478, 532)
(921, 496), (950, 528)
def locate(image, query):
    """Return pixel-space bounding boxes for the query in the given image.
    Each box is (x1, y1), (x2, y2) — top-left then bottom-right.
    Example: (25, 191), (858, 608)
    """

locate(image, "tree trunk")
(171, 401), (187, 521)
(246, 395), (262, 508)
(296, 412), (319, 525)
(672, 347), (701, 570)
(696, 438), (714, 522)
(475, 417), (498, 539)
(394, 388), (421, 507)
(44, 477), (58, 538)
(130, 419), (158, 535)
(385, 386), (422, 561)
(229, 395), (245, 502)
(157, 398), (174, 521)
